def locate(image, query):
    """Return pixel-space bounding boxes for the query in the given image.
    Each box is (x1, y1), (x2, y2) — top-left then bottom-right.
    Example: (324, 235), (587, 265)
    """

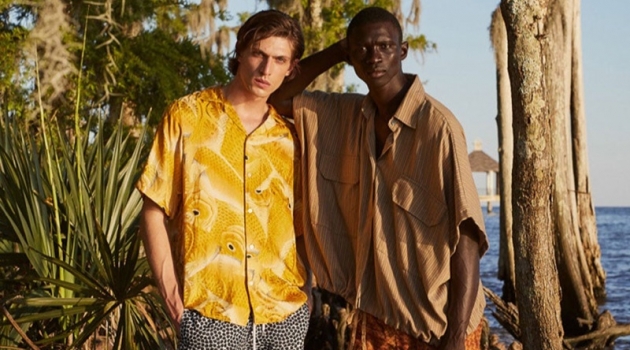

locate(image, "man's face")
(235, 36), (296, 100)
(347, 21), (408, 90)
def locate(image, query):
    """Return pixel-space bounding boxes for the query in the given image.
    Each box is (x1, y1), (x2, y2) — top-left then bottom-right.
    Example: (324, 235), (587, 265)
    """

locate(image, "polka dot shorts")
(178, 303), (309, 350)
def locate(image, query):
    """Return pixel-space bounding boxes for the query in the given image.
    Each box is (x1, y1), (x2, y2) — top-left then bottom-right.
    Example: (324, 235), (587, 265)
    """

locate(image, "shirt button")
(249, 244), (255, 250)
(247, 173), (252, 178)
(247, 208), (253, 214)
(249, 281), (254, 286)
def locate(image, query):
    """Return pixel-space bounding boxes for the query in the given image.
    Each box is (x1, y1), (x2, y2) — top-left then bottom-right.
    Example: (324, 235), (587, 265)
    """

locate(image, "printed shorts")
(178, 303), (309, 350)
(350, 310), (483, 350)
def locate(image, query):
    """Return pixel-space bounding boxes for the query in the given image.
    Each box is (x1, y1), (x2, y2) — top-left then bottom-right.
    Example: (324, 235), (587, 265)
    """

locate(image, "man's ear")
(400, 41), (409, 61)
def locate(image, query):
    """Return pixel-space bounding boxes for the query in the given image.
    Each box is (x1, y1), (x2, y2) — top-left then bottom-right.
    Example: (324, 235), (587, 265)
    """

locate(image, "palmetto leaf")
(0, 114), (172, 349)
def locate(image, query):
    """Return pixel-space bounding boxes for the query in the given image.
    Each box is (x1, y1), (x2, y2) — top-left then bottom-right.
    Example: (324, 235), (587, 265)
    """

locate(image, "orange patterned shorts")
(350, 311), (482, 350)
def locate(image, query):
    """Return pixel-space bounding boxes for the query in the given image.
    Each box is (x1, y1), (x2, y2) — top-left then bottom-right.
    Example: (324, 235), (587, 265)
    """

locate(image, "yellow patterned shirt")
(136, 86), (307, 325)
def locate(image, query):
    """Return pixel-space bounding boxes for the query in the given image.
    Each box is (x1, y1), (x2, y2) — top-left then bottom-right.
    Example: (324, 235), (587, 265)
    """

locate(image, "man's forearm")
(139, 198), (183, 327)
(269, 40), (347, 116)
(440, 219), (480, 350)
(295, 234), (313, 311)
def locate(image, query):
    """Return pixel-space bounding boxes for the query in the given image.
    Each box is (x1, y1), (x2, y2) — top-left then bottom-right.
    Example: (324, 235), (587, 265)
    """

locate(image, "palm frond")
(0, 114), (172, 348)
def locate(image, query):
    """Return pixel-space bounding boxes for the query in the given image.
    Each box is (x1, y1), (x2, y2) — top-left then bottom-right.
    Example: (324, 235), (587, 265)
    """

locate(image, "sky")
(227, 1), (630, 207)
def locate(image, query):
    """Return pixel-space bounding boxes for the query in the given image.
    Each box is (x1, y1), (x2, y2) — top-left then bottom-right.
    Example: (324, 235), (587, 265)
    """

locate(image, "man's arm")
(439, 218), (481, 350)
(296, 234), (313, 312)
(269, 40), (347, 117)
(139, 197), (184, 331)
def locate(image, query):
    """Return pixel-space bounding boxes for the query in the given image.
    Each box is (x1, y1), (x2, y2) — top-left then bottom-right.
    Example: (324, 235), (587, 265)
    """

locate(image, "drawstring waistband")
(252, 322), (266, 350)
(253, 323), (256, 350)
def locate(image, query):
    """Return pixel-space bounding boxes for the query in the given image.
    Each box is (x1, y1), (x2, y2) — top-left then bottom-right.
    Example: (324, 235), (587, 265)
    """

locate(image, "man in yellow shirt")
(137, 10), (310, 349)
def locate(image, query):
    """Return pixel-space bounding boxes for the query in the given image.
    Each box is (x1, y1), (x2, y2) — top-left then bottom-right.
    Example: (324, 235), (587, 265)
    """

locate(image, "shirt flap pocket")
(392, 177), (446, 227)
(319, 153), (359, 184)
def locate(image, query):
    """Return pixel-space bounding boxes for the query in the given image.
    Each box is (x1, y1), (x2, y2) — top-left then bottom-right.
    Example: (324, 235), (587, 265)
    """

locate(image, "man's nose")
(366, 46), (382, 62)
(259, 57), (272, 74)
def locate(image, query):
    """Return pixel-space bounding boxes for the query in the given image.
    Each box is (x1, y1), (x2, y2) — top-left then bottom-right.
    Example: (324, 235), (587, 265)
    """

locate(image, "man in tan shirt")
(271, 6), (488, 350)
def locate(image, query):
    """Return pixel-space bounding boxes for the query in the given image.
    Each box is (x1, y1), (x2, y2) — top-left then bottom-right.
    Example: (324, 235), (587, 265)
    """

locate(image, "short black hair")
(228, 10), (304, 75)
(347, 6), (403, 43)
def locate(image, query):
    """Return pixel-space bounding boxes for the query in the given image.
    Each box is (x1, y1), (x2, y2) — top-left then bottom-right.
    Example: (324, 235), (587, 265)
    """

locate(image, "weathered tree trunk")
(570, 0), (607, 301)
(500, 1), (564, 349)
(490, 6), (516, 304)
(544, 0), (599, 337)
(304, 0), (328, 91)
(108, 97), (140, 132)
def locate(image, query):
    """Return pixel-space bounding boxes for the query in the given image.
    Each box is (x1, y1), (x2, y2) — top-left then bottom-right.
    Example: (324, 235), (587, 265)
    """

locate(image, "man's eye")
(276, 58), (287, 64)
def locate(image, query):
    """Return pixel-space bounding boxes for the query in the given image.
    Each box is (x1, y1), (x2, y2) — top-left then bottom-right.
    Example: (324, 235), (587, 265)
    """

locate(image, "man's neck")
(369, 74), (412, 122)
(224, 81), (270, 134)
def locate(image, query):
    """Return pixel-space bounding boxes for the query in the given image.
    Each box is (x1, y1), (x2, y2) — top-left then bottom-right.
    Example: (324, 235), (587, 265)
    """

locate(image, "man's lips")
(254, 78), (271, 88)
(366, 69), (386, 78)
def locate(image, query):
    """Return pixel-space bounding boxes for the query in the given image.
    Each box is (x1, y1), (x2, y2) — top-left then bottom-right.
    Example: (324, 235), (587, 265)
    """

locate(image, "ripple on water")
(480, 206), (630, 348)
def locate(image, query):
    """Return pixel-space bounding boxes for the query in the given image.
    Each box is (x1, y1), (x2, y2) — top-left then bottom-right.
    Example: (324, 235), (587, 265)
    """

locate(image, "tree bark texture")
(544, 0), (599, 336)
(304, 0), (326, 91)
(490, 6), (516, 304)
(570, 0), (607, 301)
(500, 1), (564, 349)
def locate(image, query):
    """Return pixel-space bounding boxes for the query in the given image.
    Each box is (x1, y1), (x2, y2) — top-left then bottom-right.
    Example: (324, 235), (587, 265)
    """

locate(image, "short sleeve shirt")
(293, 75), (488, 342)
(137, 87), (307, 325)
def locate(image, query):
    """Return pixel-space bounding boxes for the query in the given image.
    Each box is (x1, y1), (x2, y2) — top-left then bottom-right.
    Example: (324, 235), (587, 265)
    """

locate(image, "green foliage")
(1, 0), (231, 133)
(114, 29), (229, 127)
(71, 1), (231, 129)
(0, 3), (31, 119)
(0, 114), (174, 348)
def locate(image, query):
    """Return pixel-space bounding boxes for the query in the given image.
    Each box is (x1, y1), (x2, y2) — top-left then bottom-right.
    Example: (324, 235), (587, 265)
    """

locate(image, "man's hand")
(164, 284), (185, 332)
(437, 332), (466, 350)
(440, 218), (481, 350)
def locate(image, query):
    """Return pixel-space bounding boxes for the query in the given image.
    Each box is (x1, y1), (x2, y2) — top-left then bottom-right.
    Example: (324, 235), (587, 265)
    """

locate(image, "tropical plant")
(0, 106), (172, 348)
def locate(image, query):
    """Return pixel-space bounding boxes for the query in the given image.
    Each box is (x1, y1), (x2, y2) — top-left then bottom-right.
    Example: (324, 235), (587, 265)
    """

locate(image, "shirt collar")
(360, 74), (426, 129)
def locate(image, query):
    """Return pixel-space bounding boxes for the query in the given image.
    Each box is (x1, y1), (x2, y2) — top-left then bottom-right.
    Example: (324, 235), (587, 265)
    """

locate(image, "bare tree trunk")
(304, 0), (327, 91)
(108, 97), (141, 137)
(570, 0), (606, 301)
(500, 1), (564, 348)
(545, 0), (599, 337)
(490, 6), (516, 304)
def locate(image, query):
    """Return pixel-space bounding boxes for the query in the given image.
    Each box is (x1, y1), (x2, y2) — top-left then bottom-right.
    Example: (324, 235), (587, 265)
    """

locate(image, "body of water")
(480, 206), (630, 348)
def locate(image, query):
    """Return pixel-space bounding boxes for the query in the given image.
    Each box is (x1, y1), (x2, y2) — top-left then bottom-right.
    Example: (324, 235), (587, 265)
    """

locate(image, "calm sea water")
(481, 206), (630, 348)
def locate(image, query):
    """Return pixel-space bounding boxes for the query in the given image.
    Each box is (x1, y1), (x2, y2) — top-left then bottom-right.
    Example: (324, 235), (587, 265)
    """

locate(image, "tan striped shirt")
(293, 75), (488, 343)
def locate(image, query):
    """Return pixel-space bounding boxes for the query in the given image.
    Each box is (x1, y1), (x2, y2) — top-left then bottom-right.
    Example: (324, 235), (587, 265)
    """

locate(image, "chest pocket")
(319, 153), (359, 184)
(390, 177), (449, 274)
(392, 177), (446, 229)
